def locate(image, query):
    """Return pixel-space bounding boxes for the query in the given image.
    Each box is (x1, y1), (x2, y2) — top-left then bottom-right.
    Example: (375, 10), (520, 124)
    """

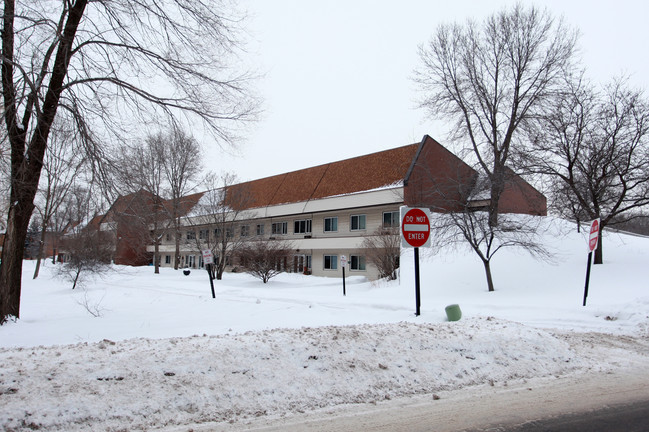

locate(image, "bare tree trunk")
(0, 202), (34, 321)
(153, 220), (160, 274)
(174, 221), (181, 270)
(594, 236), (603, 265)
(482, 259), (495, 292)
(33, 228), (47, 279)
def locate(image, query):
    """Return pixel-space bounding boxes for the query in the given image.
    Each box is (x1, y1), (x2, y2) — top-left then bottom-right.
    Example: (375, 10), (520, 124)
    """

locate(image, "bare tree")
(55, 227), (113, 290)
(186, 172), (251, 280)
(161, 129), (202, 270)
(0, 0), (259, 323)
(361, 227), (400, 280)
(431, 208), (550, 292)
(238, 238), (295, 283)
(414, 3), (577, 228)
(32, 119), (86, 278)
(525, 76), (649, 264)
(54, 186), (112, 290)
(116, 135), (168, 273)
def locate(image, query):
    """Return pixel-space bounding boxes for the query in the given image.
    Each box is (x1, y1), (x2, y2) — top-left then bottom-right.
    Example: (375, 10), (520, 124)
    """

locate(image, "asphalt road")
(469, 399), (649, 432)
(158, 367), (649, 432)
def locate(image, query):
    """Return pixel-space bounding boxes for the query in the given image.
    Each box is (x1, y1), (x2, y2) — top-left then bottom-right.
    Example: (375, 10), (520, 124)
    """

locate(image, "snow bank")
(0, 318), (591, 432)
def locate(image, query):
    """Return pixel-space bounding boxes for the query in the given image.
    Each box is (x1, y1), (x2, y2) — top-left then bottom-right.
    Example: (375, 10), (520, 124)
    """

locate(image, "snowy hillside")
(0, 217), (648, 431)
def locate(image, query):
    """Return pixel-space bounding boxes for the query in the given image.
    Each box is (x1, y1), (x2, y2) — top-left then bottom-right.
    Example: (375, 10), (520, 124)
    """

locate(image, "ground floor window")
(165, 255), (171, 264)
(350, 255), (366, 271)
(293, 254), (312, 273)
(324, 254), (338, 270)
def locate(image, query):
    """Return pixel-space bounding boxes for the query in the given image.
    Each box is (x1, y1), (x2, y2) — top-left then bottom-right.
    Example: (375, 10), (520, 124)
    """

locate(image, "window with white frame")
(294, 219), (312, 234)
(383, 211), (400, 228)
(350, 214), (366, 231)
(240, 225), (250, 237)
(165, 255), (171, 264)
(256, 224), (265, 236)
(324, 217), (338, 232)
(324, 254), (338, 270)
(226, 227), (233, 238)
(199, 229), (208, 240)
(272, 221), (288, 235)
(350, 255), (366, 271)
(186, 230), (196, 240)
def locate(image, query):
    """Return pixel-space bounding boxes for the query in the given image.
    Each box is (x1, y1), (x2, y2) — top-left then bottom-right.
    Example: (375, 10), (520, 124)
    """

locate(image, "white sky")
(208, 0), (649, 183)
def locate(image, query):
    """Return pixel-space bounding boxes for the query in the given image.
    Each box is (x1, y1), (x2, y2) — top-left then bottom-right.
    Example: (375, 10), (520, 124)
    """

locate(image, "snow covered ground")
(1, 217), (648, 431)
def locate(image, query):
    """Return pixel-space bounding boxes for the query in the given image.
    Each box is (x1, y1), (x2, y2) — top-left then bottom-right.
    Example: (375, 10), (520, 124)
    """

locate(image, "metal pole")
(342, 266), (346, 296)
(207, 263), (216, 299)
(583, 251), (592, 306)
(414, 247), (421, 316)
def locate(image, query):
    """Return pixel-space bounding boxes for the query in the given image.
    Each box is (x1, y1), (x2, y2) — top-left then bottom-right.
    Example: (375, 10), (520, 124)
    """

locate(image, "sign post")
(202, 249), (216, 299)
(340, 255), (347, 296)
(400, 207), (431, 316)
(583, 218), (600, 306)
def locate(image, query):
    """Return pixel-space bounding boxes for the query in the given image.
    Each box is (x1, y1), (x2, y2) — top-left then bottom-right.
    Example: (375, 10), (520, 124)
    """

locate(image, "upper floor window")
(226, 227), (234, 239)
(256, 224), (265, 236)
(350, 214), (366, 231)
(294, 219), (312, 234)
(199, 229), (208, 240)
(186, 230), (196, 240)
(324, 217), (338, 233)
(383, 211), (400, 228)
(272, 221), (288, 235)
(241, 225), (250, 237)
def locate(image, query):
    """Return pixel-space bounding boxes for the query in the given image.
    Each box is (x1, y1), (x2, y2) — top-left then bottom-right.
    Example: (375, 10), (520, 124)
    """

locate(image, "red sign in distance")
(402, 208), (431, 248)
(588, 219), (600, 252)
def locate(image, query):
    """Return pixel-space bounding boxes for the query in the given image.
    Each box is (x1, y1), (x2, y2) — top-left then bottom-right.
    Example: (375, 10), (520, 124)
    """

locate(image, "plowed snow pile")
(2, 319), (594, 431)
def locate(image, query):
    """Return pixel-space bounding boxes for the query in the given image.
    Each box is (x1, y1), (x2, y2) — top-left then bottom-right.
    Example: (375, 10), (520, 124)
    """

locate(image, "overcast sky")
(207, 0), (649, 183)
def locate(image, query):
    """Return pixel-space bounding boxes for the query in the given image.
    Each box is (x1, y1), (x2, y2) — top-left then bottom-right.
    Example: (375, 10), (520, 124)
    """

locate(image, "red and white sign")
(202, 249), (214, 265)
(400, 207), (431, 248)
(588, 218), (600, 252)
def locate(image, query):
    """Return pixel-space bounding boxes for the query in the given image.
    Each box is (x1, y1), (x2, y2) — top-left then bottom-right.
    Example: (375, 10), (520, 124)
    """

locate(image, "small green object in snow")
(445, 304), (462, 322)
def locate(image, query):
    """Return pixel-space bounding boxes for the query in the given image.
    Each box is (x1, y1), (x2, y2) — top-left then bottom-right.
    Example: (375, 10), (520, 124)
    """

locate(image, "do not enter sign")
(401, 207), (431, 248)
(588, 218), (600, 252)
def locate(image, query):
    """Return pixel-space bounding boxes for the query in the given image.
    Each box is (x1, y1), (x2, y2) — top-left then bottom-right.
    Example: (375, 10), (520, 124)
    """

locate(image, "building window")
(324, 217), (338, 232)
(166, 232), (171, 242)
(272, 221), (288, 235)
(241, 225), (250, 237)
(199, 229), (208, 240)
(294, 219), (312, 234)
(256, 224), (265, 236)
(214, 228), (221, 239)
(226, 227), (233, 239)
(350, 255), (366, 271)
(165, 255), (171, 264)
(350, 214), (366, 231)
(324, 254), (338, 270)
(383, 211), (400, 228)
(186, 230), (196, 240)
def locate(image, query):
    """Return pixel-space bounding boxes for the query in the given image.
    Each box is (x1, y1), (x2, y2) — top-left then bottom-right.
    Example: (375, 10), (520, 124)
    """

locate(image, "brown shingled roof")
(224, 144), (419, 210)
